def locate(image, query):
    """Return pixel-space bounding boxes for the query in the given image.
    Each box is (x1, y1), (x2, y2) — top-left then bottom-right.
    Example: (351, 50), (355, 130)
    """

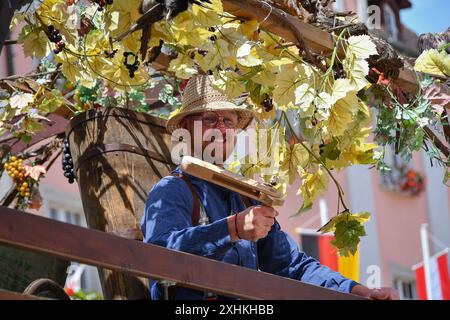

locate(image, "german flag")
(299, 231), (359, 282)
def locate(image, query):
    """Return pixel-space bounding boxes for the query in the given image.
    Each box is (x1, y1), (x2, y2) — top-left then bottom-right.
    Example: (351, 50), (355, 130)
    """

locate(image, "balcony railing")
(0, 206), (364, 300)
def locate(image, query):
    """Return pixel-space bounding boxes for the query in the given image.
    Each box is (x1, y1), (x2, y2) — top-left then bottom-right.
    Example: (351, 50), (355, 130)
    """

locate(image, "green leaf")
(331, 219), (366, 256)
(318, 211), (370, 257)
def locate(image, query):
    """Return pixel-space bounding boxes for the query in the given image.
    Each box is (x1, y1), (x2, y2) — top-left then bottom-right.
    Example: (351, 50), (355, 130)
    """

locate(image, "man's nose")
(216, 121), (227, 134)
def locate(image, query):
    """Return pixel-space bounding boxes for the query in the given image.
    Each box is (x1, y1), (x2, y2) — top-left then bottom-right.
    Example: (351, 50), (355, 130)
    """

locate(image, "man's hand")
(351, 284), (399, 300)
(227, 206), (278, 242)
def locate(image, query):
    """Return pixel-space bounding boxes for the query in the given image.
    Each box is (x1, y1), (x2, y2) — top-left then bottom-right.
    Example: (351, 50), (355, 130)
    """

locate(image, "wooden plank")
(0, 206), (364, 300)
(0, 289), (44, 300)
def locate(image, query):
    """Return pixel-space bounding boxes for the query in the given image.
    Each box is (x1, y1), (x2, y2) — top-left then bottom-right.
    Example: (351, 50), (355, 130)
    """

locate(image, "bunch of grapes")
(262, 95), (273, 112)
(47, 25), (65, 54)
(92, 0), (113, 11)
(123, 52), (140, 78)
(3, 156), (31, 198)
(62, 139), (75, 184)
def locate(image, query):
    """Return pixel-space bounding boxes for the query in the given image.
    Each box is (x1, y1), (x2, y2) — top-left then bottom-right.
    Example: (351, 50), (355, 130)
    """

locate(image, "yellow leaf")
(96, 50), (148, 87)
(192, 2), (222, 27)
(238, 20), (259, 39)
(9, 93), (34, 109)
(85, 30), (109, 54)
(347, 35), (378, 60)
(221, 23), (247, 44)
(196, 39), (231, 71)
(194, 0), (223, 13)
(171, 13), (211, 47)
(328, 140), (377, 168)
(273, 64), (310, 111)
(225, 160), (241, 174)
(168, 54), (198, 79)
(324, 91), (359, 137)
(314, 92), (334, 121)
(211, 71), (246, 98)
(250, 68), (274, 87)
(344, 58), (370, 91)
(298, 168), (329, 210)
(294, 83), (316, 116)
(148, 21), (172, 47)
(280, 143), (310, 184)
(236, 42), (262, 67)
(414, 49), (450, 78)
(331, 78), (354, 102)
(22, 29), (51, 59)
(55, 54), (82, 84)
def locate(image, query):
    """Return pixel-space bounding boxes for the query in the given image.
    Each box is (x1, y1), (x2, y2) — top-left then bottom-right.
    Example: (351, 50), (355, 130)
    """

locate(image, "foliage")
(318, 211), (371, 256)
(372, 76), (448, 167)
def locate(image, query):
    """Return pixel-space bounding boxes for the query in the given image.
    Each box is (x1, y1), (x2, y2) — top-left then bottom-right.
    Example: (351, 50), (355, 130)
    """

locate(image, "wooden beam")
(0, 289), (44, 300)
(224, 0), (335, 54)
(222, 0), (419, 93)
(0, 206), (364, 300)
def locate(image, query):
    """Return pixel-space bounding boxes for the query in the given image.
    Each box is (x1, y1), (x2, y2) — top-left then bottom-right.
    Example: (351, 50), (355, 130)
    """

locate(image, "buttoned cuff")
(202, 216), (234, 256)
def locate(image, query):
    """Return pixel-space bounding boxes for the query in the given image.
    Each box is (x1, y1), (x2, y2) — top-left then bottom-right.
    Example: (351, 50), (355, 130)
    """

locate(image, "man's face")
(181, 110), (239, 165)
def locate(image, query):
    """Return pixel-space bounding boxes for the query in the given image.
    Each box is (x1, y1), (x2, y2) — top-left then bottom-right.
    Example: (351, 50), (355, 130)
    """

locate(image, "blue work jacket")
(141, 167), (359, 299)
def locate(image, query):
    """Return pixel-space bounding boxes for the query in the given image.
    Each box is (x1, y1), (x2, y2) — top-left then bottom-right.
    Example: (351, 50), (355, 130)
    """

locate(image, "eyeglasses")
(191, 112), (239, 129)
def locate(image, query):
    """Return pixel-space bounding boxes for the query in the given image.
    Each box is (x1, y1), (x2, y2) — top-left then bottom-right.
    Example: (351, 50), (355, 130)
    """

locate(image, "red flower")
(371, 67), (390, 86)
(406, 170), (416, 180)
(407, 180), (416, 188)
(65, 287), (74, 296)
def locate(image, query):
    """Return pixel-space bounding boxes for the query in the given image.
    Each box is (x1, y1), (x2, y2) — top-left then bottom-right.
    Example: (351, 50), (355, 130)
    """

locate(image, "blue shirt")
(141, 166), (359, 299)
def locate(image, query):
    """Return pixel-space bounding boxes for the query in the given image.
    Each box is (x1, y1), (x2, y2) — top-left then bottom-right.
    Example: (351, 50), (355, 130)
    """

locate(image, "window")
(379, 144), (407, 190)
(394, 277), (417, 300)
(383, 4), (398, 42)
(49, 208), (59, 220)
(48, 208), (82, 226)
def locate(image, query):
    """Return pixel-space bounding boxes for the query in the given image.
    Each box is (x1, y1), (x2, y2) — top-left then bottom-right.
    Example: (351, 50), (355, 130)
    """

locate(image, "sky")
(400, 0), (450, 35)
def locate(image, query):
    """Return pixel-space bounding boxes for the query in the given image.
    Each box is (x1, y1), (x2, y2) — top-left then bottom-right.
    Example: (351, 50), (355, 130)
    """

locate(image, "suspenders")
(159, 171), (251, 300)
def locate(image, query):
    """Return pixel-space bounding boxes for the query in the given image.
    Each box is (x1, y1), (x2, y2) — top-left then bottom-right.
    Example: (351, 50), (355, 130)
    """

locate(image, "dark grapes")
(47, 25), (65, 54)
(262, 95), (273, 112)
(92, 0), (113, 11)
(62, 138), (75, 184)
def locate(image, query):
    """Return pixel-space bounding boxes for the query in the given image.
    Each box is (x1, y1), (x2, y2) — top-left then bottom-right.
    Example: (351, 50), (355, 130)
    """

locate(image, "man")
(141, 75), (398, 300)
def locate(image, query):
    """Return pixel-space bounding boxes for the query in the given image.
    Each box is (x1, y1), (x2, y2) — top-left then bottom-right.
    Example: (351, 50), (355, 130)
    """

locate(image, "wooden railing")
(0, 206), (364, 300)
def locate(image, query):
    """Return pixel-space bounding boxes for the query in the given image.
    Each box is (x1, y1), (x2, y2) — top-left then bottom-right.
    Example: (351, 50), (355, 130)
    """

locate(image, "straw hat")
(166, 74), (254, 134)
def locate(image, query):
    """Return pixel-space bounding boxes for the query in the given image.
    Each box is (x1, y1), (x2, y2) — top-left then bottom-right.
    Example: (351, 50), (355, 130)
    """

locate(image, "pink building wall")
(0, 24), (33, 77)
(370, 154), (428, 285)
